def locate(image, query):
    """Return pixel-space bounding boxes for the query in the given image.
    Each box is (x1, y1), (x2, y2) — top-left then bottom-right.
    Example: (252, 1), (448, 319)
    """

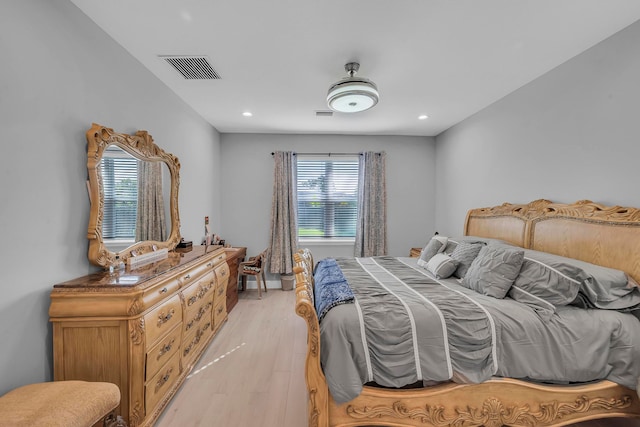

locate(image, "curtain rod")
(270, 152), (364, 156)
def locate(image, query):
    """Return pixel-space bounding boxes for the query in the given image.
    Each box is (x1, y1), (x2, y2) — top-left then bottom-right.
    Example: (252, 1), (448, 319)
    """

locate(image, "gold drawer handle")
(188, 285), (211, 306)
(187, 303), (213, 330)
(187, 286), (211, 307)
(159, 287), (168, 294)
(157, 309), (175, 326)
(184, 328), (206, 357)
(198, 286), (208, 298)
(183, 338), (196, 356)
(183, 344), (192, 357)
(220, 270), (227, 277)
(184, 274), (191, 280)
(157, 339), (175, 359)
(216, 306), (224, 315)
(195, 306), (207, 322)
(207, 262), (213, 267)
(155, 367), (174, 391)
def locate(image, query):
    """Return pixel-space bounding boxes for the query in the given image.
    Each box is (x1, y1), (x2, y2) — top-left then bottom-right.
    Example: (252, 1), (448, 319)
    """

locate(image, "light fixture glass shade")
(327, 64), (379, 114)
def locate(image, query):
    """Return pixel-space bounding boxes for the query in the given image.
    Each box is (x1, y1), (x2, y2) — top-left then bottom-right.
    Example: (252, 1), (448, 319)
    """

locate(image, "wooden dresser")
(223, 247), (246, 312)
(49, 246), (229, 427)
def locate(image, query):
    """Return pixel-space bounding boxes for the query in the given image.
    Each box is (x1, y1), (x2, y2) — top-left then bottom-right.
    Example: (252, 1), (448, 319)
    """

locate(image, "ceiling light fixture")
(418, 114), (429, 120)
(327, 62), (379, 113)
(242, 111), (253, 117)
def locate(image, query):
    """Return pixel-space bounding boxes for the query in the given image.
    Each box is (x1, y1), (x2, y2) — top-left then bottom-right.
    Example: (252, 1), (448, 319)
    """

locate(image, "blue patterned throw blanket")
(314, 258), (355, 322)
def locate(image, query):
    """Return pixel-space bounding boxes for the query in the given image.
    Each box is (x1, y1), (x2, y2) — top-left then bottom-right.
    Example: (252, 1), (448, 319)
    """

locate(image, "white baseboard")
(240, 279), (281, 290)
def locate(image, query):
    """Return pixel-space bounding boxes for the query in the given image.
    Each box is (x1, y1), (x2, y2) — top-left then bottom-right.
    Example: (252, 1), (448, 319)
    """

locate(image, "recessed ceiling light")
(242, 111), (253, 117)
(418, 115), (429, 120)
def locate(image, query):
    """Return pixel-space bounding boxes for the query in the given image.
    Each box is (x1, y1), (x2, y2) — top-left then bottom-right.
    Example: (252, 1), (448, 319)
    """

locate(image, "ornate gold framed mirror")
(86, 123), (181, 268)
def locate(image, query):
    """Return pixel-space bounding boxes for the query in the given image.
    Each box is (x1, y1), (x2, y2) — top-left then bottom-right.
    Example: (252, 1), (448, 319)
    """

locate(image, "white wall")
(0, 0), (221, 394)
(220, 133), (436, 285)
(434, 20), (640, 236)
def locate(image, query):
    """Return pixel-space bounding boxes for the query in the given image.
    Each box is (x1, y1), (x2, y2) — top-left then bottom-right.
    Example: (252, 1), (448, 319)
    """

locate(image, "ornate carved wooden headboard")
(464, 199), (640, 283)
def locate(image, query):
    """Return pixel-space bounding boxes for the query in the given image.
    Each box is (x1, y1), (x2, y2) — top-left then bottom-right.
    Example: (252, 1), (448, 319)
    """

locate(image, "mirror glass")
(100, 145), (172, 252)
(86, 123), (181, 268)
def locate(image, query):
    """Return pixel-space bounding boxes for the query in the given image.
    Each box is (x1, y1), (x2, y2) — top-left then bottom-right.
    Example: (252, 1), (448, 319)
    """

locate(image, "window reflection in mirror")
(100, 145), (171, 252)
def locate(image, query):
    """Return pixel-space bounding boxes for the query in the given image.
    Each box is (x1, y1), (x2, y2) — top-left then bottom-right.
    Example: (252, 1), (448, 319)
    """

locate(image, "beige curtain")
(269, 152), (298, 274)
(136, 160), (167, 242)
(354, 151), (387, 257)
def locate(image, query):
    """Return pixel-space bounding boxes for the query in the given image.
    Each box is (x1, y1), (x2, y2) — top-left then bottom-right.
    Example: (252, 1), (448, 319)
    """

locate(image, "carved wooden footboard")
(293, 200), (640, 427)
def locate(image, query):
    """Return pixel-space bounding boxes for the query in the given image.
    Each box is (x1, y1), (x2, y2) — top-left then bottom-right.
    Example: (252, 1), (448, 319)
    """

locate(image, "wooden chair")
(238, 248), (268, 299)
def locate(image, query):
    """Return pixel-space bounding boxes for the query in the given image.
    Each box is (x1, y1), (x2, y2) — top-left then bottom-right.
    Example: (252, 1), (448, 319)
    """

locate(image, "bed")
(293, 199), (640, 427)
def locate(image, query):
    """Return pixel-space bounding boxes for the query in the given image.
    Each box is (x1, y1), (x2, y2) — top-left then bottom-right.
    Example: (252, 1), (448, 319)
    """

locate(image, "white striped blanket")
(317, 256), (640, 403)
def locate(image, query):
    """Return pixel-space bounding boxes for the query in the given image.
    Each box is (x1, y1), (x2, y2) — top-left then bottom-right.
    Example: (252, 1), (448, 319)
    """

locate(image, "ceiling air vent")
(315, 110), (334, 117)
(159, 55), (221, 80)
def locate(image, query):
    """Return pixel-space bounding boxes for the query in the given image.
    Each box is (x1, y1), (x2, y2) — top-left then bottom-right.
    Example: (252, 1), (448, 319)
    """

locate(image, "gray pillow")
(512, 249), (636, 308)
(509, 248), (639, 313)
(571, 289), (640, 310)
(449, 242), (484, 279)
(444, 236), (510, 254)
(462, 245), (524, 298)
(560, 255), (636, 308)
(512, 251), (583, 307)
(425, 253), (458, 279)
(507, 285), (556, 320)
(417, 235), (448, 268)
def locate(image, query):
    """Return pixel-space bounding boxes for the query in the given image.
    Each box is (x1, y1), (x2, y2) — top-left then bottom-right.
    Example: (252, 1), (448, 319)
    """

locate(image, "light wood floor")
(156, 289), (308, 427)
(155, 289), (640, 427)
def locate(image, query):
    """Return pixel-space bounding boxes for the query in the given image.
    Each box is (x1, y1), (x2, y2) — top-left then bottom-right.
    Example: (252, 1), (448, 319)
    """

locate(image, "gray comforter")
(319, 256), (640, 403)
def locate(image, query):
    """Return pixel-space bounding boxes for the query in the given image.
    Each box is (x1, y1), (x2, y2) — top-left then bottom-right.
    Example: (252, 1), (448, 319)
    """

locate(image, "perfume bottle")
(116, 255), (125, 271)
(110, 255), (125, 274)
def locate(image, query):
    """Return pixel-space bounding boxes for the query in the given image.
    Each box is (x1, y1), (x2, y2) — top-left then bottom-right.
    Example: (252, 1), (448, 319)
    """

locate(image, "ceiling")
(70, 0), (640, 137)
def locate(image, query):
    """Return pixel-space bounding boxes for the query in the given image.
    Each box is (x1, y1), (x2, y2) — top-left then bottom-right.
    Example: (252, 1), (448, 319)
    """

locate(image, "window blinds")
(296, 157), (359, 238)
(100, 153), (138, 239)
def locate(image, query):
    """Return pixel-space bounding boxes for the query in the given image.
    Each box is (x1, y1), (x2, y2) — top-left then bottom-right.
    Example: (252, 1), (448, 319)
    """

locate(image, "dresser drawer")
(144, 294), (182, 347)
(178, 259), (215, 287)
(211, 250), (226, 267)
(145, 324), (181, 381)
(214, 278), (226, 301)
(213, 300), (227, 330)
(145, 351), (181, 414)
(183, 296), (213, 335)
(141, 277), (180, 310)
(214, 261), (230, 284)
(182, 319), (213, 368)
(182, 272), (215, 310)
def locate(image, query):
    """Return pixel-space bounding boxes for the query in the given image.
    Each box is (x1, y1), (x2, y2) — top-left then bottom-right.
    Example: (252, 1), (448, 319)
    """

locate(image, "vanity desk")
(49, 245), (229, 427)
(223, 246), (246, 312)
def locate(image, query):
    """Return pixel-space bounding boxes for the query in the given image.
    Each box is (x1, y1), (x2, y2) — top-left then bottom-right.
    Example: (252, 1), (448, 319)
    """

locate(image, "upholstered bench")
(0, 380), (126, 427)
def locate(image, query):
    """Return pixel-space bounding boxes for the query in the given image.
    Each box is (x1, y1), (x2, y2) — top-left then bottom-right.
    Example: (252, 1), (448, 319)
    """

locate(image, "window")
(101, 146), (138, 240)
(296, 156), (359, 239)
